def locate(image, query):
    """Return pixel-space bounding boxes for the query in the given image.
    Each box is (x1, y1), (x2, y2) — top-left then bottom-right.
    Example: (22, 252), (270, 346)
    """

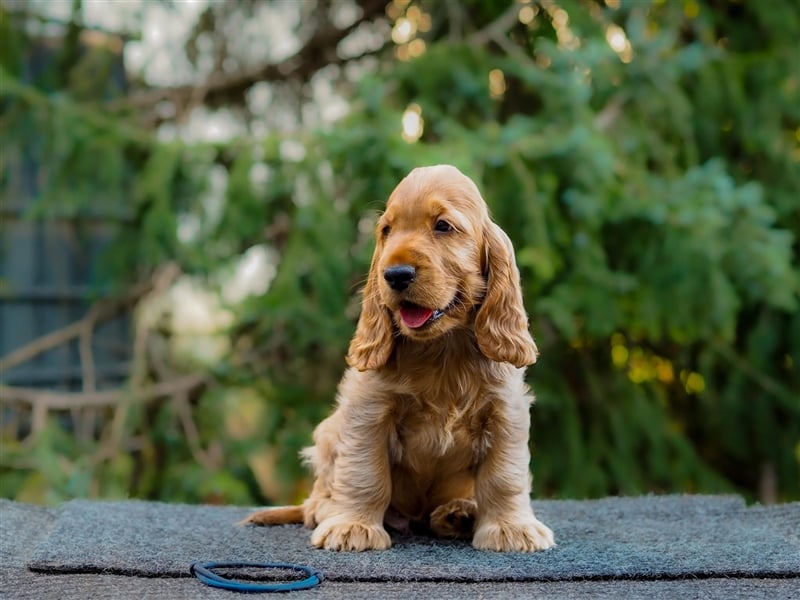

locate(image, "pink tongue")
(400, 304), (434, 328)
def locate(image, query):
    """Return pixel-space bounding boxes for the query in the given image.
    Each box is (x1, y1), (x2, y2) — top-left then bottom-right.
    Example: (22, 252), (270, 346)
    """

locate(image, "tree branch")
(468, 2), (522, 47)
(0, 263), (180, 373)
(0, 373), (208, 410)
(121, 0), (387, 114)
(594, 92), (628, 131)
(710, 340), (797, 409)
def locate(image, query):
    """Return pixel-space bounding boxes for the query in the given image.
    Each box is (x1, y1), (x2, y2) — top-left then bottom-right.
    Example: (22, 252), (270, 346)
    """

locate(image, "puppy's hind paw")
(430, 498), (477, 539)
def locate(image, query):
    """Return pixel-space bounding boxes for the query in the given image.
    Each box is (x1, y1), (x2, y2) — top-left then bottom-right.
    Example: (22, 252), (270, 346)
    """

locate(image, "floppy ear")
(346, 243), (395, 371)
(475, 222), (539, 367)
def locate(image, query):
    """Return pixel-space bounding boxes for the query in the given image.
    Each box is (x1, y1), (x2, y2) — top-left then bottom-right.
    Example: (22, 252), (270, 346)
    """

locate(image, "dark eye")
(434, 220), (453, 233)
(381, 225), (391, 238)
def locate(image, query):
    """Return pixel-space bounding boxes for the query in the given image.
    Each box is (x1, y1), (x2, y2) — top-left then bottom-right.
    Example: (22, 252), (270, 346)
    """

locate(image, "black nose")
(383, 264), (416, 291)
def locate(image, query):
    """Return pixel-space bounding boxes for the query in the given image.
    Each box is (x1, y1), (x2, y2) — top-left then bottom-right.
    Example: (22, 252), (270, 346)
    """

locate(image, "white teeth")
(431, 309), (445, 321)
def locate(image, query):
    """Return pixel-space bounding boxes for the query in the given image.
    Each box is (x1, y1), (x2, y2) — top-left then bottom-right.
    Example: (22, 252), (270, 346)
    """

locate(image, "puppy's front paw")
(311, 518), (391, 551)
(473, 516), (555, 552)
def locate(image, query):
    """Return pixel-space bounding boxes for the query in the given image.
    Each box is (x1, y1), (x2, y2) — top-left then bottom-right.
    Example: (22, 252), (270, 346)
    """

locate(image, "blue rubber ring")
(190, 561), (323, 593)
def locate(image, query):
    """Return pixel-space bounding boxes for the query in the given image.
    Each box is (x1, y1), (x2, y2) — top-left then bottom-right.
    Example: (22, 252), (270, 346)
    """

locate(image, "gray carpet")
(0, 500), (56, 568)
(20, 495), (800, 582)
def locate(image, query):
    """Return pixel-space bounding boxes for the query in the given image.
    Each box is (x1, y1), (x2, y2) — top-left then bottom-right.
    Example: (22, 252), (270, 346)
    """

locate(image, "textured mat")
(24, 495), (800, 582)
(0, 500), (57, 568)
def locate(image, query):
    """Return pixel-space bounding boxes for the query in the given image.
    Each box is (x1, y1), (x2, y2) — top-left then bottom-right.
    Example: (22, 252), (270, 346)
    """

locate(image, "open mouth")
(399, 302), (447, 329)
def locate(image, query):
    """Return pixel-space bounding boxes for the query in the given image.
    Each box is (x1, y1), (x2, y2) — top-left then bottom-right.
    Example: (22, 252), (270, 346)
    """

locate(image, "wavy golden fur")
(243, 165), (554, 552)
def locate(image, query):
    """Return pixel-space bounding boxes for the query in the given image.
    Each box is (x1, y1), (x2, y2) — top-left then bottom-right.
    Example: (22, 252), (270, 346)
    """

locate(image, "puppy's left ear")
(475, 222), (539, 367)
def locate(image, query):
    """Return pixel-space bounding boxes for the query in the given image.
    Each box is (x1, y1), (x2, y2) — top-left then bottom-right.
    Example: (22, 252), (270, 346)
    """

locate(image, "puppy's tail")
(239, 505), (305, 526)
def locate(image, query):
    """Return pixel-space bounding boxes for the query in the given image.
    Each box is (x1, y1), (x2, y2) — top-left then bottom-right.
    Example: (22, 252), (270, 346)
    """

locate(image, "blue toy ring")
(190, 561), (323, 593)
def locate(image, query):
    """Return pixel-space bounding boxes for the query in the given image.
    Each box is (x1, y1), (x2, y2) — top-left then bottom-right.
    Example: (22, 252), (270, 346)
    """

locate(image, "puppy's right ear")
(346, 242), (394, 371)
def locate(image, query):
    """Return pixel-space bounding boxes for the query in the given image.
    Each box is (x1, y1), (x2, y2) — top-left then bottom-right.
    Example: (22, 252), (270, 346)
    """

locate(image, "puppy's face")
(347, 164), (537, 370)
(374, 165), (488, 341)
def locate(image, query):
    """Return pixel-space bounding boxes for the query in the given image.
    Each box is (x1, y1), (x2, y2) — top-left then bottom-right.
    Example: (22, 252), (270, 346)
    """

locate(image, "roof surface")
(1, 495), (798, 599)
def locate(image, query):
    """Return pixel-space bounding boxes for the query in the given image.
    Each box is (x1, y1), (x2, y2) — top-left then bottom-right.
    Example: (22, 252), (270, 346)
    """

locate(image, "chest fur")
(387, 389), (495, 475)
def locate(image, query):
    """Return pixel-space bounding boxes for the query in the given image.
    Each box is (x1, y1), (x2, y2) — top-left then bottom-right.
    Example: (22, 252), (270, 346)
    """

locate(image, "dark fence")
(0, 205), (131, 390)
(0, 31), (131, 391)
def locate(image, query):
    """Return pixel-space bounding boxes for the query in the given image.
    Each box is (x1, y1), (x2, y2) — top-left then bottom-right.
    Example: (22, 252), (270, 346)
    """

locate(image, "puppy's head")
(347, 165), (538, 370)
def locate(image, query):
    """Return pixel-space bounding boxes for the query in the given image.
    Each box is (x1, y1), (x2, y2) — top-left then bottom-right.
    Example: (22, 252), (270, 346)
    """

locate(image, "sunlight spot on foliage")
(557, 27), (579, 50)
(177, 107), (246, 143)
(388, 2), (431, 32)
(684, 0), (701, 19)
(604, 0), (621, 9)
(606, 25), (627, 52)
(489, 69), (506, 100)
(146, 23), (162, 43)
(518, 5), (537, 26)
(389, 1), (430, 59)
(386, 1), (402, 20)
(221, 245), (277, 305)
(612, 343), (629, 368)
(656, 360), (675, 384)
(401, 103), (424, 143)
(139, 277), (234, 368)
(541, 2), (580, 50)
(408, 38), (427, 58)
(418, 12), (432, 32)
(279, 139), (306, 162)
(249, 162), (271, 195)
(392, 17), (415, 44)
(330, 0), (360, 29)
(681, 371), (706, 394)
(619, 343), (677, 387)
(606, 24), (634, 63)
(628, 364), (648, 384)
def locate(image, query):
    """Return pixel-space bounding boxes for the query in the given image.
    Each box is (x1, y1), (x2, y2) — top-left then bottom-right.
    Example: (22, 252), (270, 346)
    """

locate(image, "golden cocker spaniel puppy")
(244, 165), (554, 552)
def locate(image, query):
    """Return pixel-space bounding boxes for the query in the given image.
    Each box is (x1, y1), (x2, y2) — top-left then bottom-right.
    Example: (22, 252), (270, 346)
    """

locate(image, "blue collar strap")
(190, 561), (324, 593)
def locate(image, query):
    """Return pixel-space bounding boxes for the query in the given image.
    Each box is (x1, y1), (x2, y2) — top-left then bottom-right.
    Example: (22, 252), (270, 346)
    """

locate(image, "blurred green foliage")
(1, 0), (798, 505)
